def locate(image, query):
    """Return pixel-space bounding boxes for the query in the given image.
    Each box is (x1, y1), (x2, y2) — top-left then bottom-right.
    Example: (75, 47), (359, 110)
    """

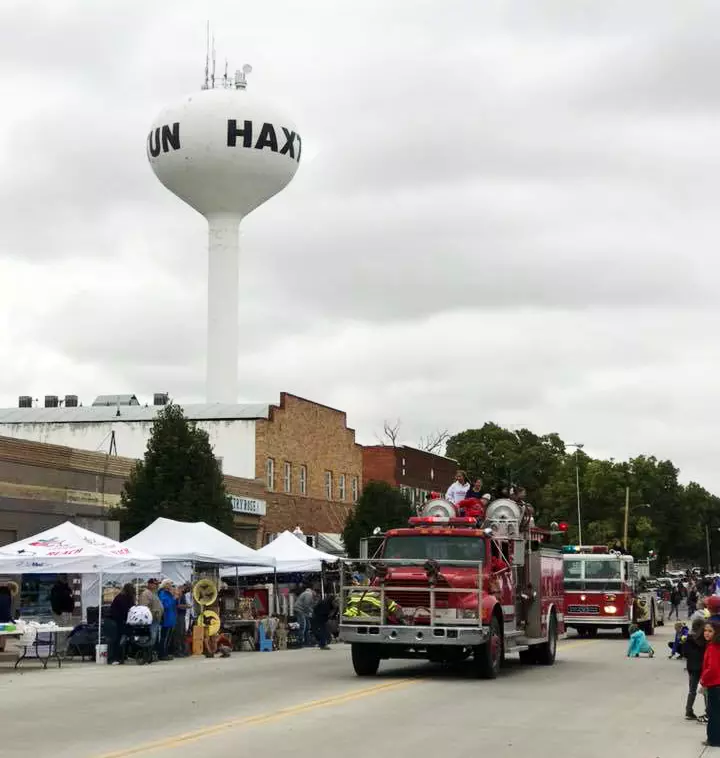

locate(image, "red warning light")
(558, 522), (569, 533)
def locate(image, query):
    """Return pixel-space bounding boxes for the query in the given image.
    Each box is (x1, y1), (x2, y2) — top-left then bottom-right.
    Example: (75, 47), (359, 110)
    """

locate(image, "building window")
(401, 457), (406, 477)
(283, 462), (292, 493)
(351, 476), (359, 503)
(430, 467), (435, 481)
(338, 474), (346, 501)
(324, 471), (333, 500)
(266, 458), (275, 491)
(299, 465), (307, 496)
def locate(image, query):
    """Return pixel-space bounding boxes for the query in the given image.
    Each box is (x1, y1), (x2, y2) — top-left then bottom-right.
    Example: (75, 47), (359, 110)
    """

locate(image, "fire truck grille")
(384, 582), (451, 610)
(567, 605), (600, 614)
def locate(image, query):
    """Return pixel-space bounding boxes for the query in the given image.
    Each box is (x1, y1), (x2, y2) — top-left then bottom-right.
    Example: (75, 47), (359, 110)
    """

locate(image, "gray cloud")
(2, 0), (720, 493)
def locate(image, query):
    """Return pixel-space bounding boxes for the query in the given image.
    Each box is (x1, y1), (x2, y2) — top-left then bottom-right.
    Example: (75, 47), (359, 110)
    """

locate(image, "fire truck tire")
(621, 625), (630, 638)
(642, 608), (656, 636)
(472, 616), (503, 679)
(534, 613), (558, 666)
(586, 627), (598, 638)
(351, 644), (380, 677)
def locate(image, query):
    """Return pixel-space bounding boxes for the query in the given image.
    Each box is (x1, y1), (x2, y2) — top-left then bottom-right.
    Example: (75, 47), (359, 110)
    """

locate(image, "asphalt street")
(1, 624), (716, 758)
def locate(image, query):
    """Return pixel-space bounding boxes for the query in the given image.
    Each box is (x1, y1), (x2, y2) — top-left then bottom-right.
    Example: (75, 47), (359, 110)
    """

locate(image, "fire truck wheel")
(351, 644), (380, 677)
(642, 609), (656, 636)
(472, 616), (503, 679)
(586, 627), (598, 638)
(534, 613), (558, 666)
(621, 625), (630, 638)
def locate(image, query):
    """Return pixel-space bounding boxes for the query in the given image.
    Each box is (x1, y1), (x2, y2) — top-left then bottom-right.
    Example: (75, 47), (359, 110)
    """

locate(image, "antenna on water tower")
(202, 21), (210, 90)
(147, 33), (301, 404)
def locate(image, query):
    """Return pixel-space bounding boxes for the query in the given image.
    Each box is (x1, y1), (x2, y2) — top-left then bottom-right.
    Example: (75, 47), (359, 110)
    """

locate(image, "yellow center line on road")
(93, 678), (419, 758)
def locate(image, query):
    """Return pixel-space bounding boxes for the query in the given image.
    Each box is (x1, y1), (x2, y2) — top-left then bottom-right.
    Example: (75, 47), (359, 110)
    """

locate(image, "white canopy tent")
(0, 521), (161, 575)
(121, 517), (276, 567)
(221, 530), (338, 577)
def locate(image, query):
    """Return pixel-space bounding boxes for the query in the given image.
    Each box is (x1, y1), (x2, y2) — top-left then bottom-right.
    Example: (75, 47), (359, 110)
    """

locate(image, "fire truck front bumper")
(339, 623), (489, 647)
(565, 615), (630, 627)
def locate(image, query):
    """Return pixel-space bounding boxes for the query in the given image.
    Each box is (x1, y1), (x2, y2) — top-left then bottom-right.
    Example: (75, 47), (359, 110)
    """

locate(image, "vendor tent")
(0, 521), (161, 574)
(122, 517), (276, 567)
(222, 530), (339, 577)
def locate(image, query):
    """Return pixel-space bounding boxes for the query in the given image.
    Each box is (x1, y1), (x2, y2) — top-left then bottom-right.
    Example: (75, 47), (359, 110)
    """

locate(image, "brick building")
(0, 392), (362, 548)
(362, 445), (459, 512)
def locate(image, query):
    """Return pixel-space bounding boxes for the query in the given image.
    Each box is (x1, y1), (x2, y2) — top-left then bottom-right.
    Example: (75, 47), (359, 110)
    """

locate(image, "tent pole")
(274, 568), (278, 615)
(97, 571), (103, 647)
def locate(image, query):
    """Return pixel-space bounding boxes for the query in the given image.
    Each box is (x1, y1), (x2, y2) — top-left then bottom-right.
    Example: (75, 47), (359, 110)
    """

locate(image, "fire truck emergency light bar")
(408, 516), (478, 527)
(562, 545), (610, 554)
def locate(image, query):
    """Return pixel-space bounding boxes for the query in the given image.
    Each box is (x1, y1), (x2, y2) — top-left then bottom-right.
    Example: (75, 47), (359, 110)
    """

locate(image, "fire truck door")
(523, 551), (543, 638)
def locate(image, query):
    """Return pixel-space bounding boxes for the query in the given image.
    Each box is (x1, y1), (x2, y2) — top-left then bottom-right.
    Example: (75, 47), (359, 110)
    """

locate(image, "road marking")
(94, 679), (418, 758)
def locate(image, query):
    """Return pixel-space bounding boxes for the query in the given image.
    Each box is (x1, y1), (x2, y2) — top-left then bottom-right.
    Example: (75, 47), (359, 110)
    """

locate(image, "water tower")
(147, 51), (301, 404)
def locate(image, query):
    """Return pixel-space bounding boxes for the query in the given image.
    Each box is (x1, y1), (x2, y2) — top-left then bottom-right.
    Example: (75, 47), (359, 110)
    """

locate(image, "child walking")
(700, 622), (720, 747)
(683, 617), (707, 722)
(626, 624), (654, 658)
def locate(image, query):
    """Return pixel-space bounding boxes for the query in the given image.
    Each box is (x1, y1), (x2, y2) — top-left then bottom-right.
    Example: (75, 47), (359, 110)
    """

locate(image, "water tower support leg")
(206, 214), (241, 404)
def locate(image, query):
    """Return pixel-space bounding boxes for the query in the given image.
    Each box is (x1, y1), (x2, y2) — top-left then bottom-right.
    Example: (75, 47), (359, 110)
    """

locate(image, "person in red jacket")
(700, 622), (720, 747)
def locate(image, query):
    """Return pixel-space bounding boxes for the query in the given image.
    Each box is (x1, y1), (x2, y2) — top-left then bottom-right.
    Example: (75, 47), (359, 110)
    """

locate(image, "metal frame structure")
(339, 557), (490, 647)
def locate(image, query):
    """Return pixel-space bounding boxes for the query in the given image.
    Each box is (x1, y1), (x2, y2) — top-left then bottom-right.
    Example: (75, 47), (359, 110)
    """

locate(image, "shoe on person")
(686, 713), (697, 720)
(698, 715), (709, 724)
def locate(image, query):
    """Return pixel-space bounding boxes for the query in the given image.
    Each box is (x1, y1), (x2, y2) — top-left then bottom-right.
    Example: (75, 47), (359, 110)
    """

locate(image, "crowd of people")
(106, 578), (194, 664)
(627, 576), (720, 749)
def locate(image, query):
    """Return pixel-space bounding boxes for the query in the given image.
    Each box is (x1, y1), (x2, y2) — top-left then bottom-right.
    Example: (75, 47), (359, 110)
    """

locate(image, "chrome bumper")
(565, 616), (629, 626)
(339, 623), (489, 647)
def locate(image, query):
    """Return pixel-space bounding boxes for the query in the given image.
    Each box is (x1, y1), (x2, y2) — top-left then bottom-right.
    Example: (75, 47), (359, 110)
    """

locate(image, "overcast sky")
(1, 1), (719, 489)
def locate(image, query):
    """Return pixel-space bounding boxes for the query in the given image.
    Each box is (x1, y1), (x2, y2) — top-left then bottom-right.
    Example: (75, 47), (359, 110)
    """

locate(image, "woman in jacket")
(701, 622), (720, 747)
(157, 580), (177, 661)
(683, 617), (707, 722)
(107, 584), (136, 665)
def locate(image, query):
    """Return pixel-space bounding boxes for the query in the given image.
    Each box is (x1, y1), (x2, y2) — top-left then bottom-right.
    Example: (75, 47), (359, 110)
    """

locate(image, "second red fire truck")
(562, 545), (663, 637)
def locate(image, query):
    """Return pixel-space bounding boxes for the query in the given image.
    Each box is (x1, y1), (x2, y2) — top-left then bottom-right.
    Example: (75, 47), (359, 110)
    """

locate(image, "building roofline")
(361, 443), (458, 463)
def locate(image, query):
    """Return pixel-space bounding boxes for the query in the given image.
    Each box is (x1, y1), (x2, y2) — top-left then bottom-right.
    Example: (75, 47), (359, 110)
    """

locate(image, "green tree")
(342, 481), (413, 558)
(446, 423), (566, 515)
(112, 403), (233, 539)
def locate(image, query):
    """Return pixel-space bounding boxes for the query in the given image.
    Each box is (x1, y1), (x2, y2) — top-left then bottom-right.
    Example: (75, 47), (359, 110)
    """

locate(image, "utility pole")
(623, 486), (630, 551)
(569, 443), (584, 545)
(706, 524), (712, 573)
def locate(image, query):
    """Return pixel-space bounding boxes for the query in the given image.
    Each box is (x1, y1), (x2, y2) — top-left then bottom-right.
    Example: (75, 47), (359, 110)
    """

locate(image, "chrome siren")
(485, 498), (522, 536)
(421, 498), (456, 518)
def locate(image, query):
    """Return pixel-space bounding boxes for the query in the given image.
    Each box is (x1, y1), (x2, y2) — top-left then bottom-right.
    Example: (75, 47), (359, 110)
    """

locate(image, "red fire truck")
(339, 495), (564, 678)
(562, 545), (662, 637)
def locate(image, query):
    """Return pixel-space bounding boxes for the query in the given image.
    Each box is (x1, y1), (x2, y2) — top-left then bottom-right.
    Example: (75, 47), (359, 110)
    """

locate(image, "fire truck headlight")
(604, 605), (618, 614)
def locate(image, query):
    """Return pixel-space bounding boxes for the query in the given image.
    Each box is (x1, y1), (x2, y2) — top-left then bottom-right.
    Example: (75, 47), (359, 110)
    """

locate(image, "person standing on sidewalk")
(158, 580), (177, 661)
(701, 622), (720, 747)
(174, 584), (190, 657)
(139, 578), (163, 654)
(294, 586), (315, 647)
(683, 617), (708, 722)
(50, 578), (75, 656)
(669, 585), (682, 620)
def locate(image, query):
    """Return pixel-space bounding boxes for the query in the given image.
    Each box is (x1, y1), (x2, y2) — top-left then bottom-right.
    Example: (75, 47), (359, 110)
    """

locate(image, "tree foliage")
(342, 481), (413, 558)
(112, 404), (234, 539)
(444, 422), (720, 568)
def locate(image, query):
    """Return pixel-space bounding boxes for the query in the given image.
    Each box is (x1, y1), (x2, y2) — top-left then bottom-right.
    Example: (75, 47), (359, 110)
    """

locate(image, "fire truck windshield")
(383, 535), (485, 563)
(564, 557), (624, 590)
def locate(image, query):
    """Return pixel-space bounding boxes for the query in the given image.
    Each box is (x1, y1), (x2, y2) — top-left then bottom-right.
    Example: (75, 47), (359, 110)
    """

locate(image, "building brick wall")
(254, 393), (362, 538)
(362, 446), (399, 487)
(361, 445), (459, 511)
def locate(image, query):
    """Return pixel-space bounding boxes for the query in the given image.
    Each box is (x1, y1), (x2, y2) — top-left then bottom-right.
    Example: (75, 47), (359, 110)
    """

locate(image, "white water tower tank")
(147, 71), (301, 403)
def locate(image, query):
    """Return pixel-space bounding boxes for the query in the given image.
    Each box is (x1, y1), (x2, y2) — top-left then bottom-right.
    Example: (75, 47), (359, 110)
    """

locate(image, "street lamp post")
(568, 443), (584, 546)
